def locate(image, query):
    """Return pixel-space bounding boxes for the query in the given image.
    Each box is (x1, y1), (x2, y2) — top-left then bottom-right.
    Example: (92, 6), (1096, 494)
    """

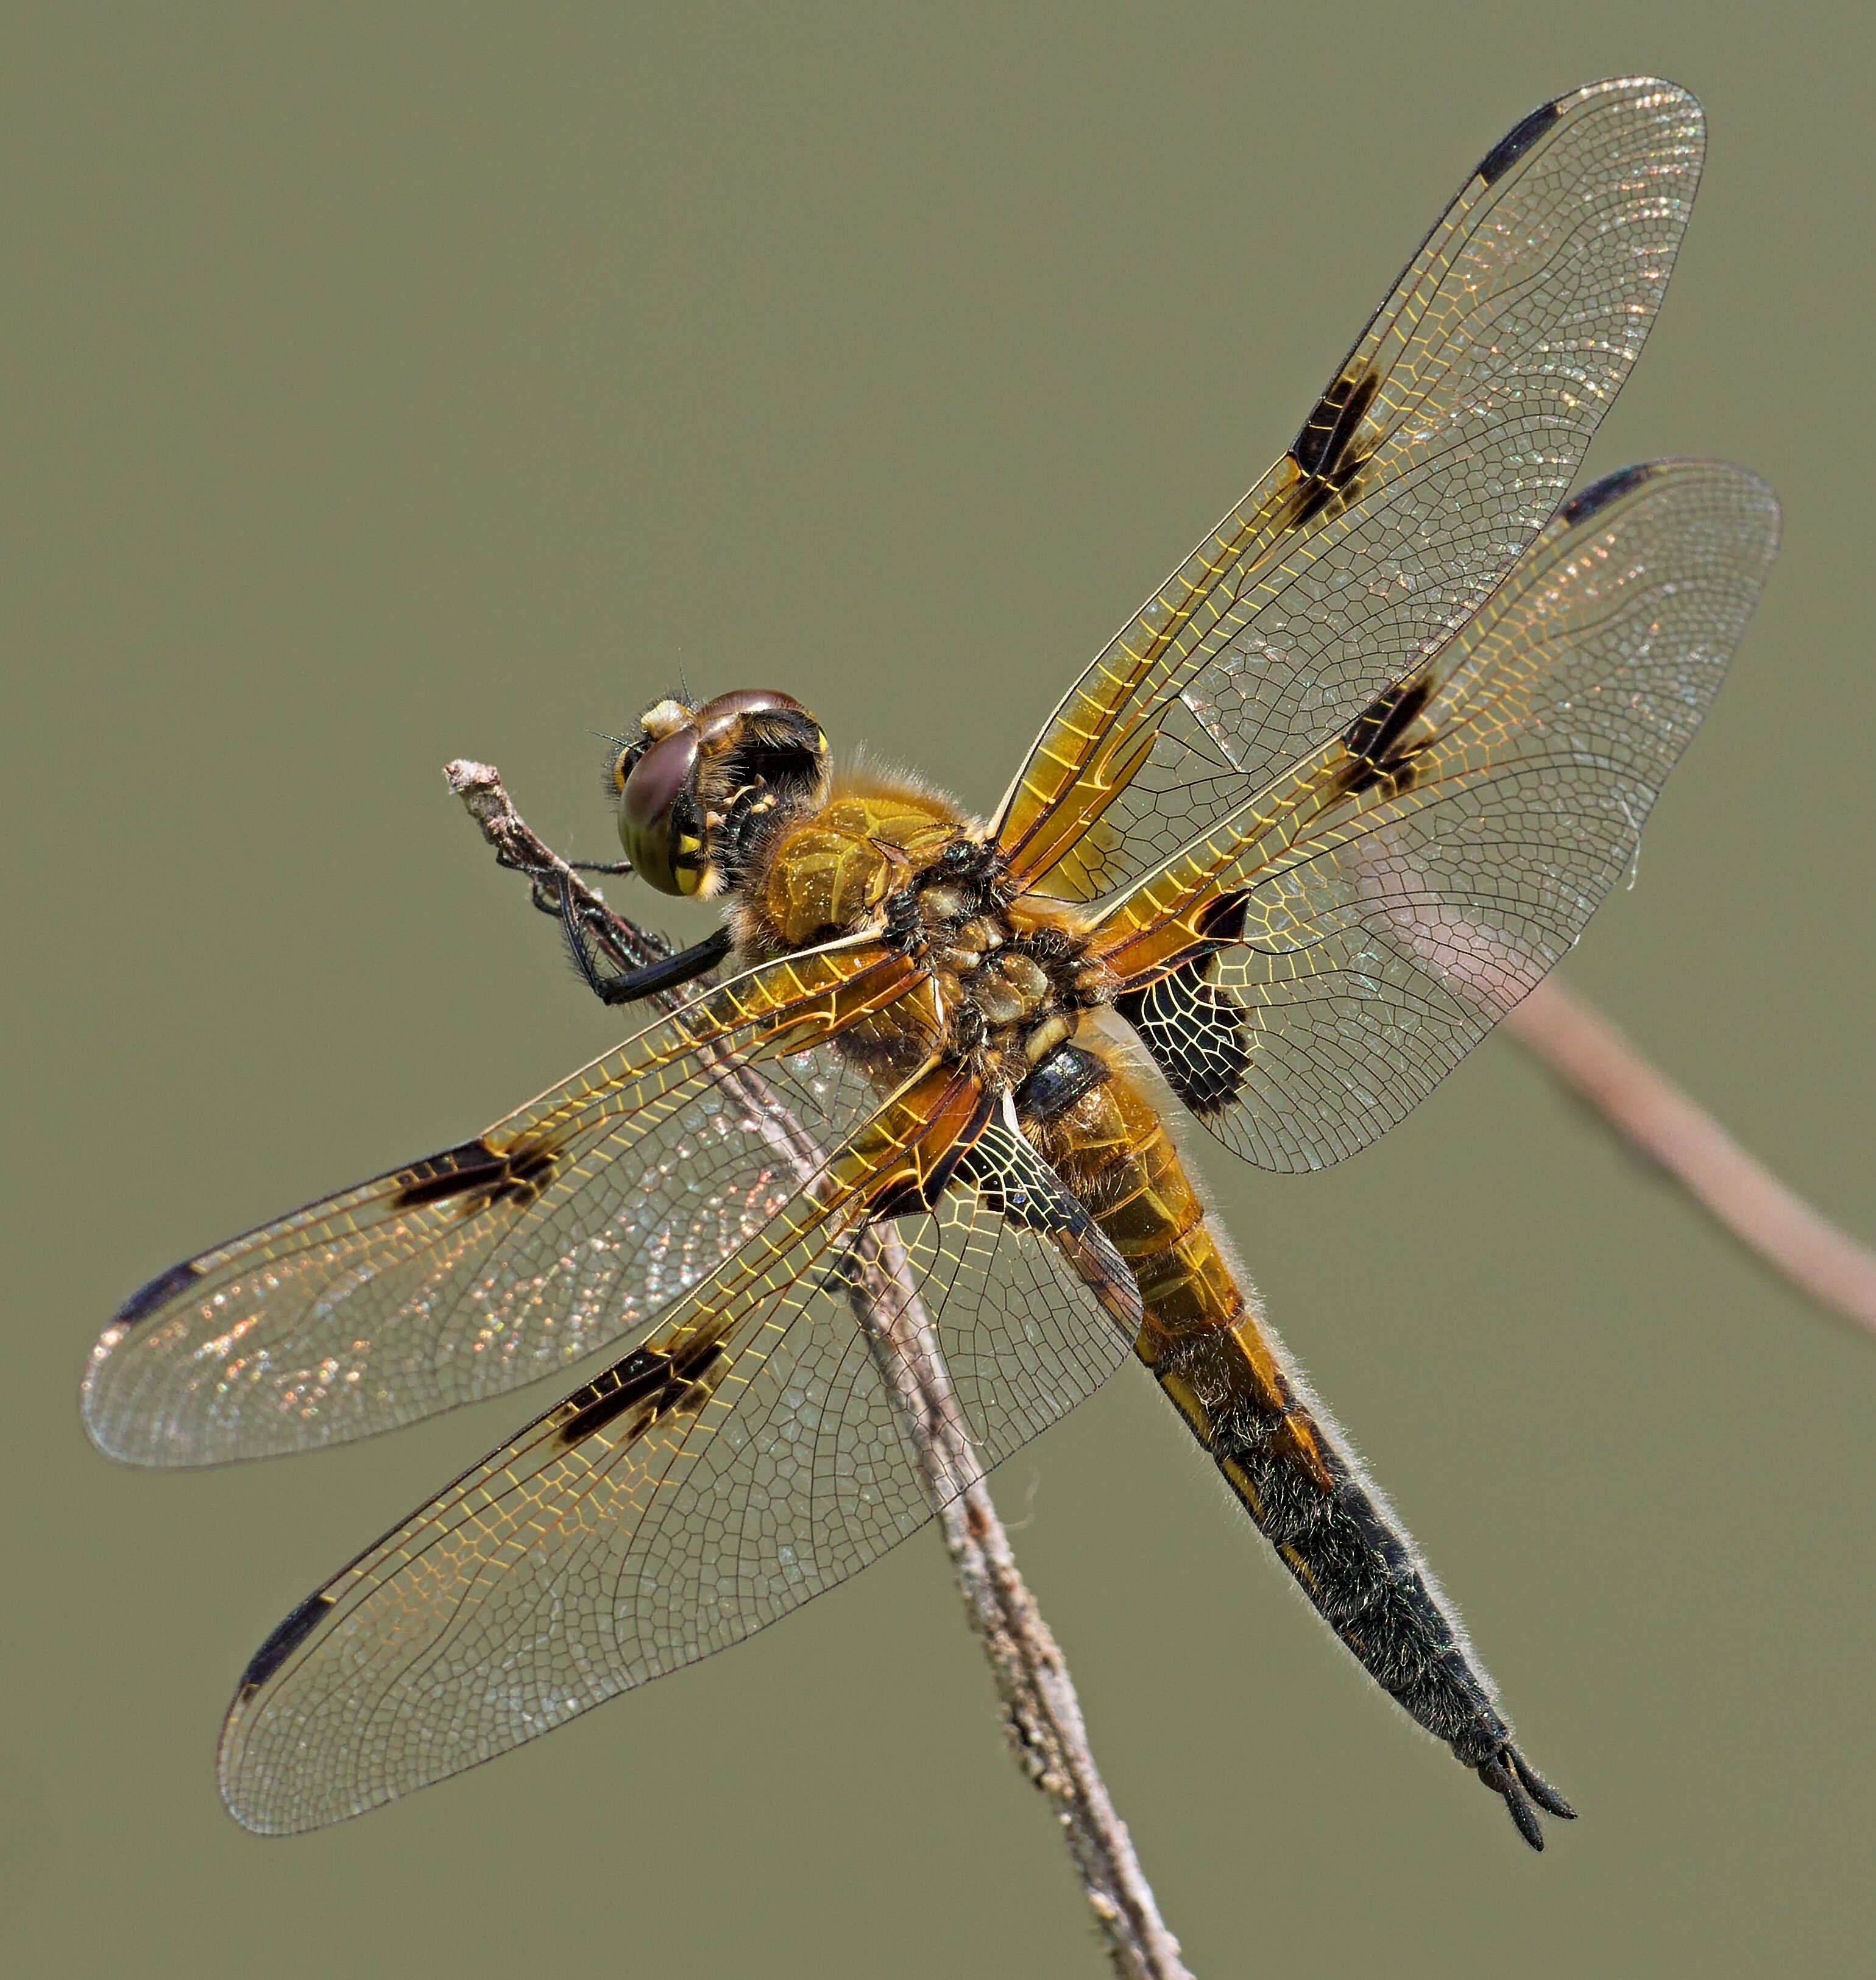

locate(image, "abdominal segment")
(1028, 1050), (1520, 1780)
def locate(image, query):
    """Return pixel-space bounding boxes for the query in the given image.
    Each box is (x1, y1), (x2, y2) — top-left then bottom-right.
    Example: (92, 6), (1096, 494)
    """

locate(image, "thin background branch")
(1505, 977), (1876, 1335)
(445, 759), (1192, 1980)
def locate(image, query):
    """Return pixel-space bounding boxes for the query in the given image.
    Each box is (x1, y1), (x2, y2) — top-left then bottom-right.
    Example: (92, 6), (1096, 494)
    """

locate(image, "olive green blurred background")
(5, 4), (1874, 1975)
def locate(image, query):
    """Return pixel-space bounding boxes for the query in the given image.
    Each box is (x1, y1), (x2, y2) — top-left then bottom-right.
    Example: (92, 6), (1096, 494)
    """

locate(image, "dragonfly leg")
(572, 924), (732, 1005)
(549, 871), (733, 1005)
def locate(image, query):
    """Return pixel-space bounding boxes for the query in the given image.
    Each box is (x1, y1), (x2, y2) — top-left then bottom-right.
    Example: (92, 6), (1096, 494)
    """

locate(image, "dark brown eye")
(692, 688), (807, 743)
(618, 727), (703, 895)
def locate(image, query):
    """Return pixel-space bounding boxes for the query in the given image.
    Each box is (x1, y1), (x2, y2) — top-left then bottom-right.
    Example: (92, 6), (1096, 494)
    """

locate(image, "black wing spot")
(866, 1086), (997, 1223)
(1337, 668), (1435, 798)
(1341, 670), (1432, 762)
(238, 1590), (334, 1700)
(390, 1140), (510, 1208)
(954, 1120), (1074, 1233)
(111, 1258), (207, 1331)
(1195, 889), (1251, 945)
(865, 1175), (930, 1223)
(1559, 462), (1655, 529)
(1476, 97), (1563, 186)
(553, 1337), (729, 1449)
(1115, 961), (1251, 1116)
(555, 1348), (673, 1445)
(1288, 478), (1338, 529)
(1292, 367), (1382, 483)
(391, 1138), (561, 1215)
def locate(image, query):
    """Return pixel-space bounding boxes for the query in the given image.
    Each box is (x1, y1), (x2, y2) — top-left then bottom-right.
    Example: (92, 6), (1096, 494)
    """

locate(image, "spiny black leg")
(556, 872), (640, 996)
(586, 926), (734, 1005)
(568, 857), (634, 877)
(554, 872), (731, 1006)
(554, 872), (668, 1000)
(1477, 1743), (1576, 1851)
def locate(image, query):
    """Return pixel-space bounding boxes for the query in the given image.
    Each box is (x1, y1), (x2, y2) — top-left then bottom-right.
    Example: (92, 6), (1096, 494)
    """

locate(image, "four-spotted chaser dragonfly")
(83, 77), (1779, 1849)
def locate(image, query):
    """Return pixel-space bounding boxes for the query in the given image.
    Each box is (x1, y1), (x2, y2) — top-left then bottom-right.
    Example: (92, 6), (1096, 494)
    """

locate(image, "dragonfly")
(83, 76), (1779, 1849)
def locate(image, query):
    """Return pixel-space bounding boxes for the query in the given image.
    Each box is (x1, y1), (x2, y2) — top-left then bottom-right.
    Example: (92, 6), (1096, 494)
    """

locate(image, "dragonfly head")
(609, 688), (829, 896)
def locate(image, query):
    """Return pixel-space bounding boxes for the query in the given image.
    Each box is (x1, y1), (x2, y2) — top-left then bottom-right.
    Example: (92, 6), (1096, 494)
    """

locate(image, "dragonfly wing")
(1092, 460), (1780, 1170)
(84, 943), (926, 1465)
(217, 1084), (1135, 1833)
(994, 77), (1705, 901)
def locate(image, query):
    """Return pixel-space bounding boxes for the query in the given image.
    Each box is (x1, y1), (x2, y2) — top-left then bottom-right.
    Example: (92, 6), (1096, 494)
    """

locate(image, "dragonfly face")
(83, 77), (1780, 1851)
(607, 687), (829, 897)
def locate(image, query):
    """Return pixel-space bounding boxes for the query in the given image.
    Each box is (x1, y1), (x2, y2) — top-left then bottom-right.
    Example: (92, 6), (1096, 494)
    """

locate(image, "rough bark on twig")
(444, 759), (1193, 1980)
(1506, 975), (1876, 1335)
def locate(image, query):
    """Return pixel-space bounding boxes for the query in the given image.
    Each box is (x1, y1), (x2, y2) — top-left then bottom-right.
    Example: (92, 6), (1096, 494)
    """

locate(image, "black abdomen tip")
(1477, 1744), (1576, 1851)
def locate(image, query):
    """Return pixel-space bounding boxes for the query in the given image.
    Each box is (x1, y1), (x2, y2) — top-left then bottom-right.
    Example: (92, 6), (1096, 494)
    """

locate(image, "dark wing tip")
(1558, 462), (1657, 530)
(109, 1257), (207, 1333)
(235, 1589), (335, 1702)
(83, 1257), (211, 1460)
(1476, 77), (1704, 191)
(1476, 97), (1564, 186)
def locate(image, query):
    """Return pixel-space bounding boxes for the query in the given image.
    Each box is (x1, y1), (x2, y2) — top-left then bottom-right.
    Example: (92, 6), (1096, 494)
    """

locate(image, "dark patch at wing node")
(1476, 97), (1563, 185)
(238, 1590), (334, 1699)
(1559, 461), (1654, 529)
(554, 1335), (729, 1449)
(112, 1258), (207, 1331)
(1287, 367), (1382, 529)
(867, 1087), (997, 1223)
(1114, 962), (1251, 1116)
(1195, 889), (1250, 945)
(1336, 668), (1435, 799)
(391, 1137), (561, 1216)
(389, 1140), (509, 1207)
(1292, 367), (1381, 484)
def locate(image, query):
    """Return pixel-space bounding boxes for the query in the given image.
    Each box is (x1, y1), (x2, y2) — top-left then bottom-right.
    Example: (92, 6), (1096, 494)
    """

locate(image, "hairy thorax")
(734, 770), (1110, 1095)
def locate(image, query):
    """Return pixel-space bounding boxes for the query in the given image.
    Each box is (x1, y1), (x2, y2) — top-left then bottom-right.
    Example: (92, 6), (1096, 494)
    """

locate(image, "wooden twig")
(1504, 974), (1876, 1334)
(444, 759), (1193, 1980)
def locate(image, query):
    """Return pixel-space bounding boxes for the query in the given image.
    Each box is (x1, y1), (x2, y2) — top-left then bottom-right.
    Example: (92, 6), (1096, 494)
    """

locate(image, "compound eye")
(618, 727), (702, 894)
(692, 687), (808, 743)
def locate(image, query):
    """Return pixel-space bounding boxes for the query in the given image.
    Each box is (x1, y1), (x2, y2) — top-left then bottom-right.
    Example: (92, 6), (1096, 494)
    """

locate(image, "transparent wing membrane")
(84, 945), (922, 1463)
(996, 78), (1705, 902)
(1098, 461), (1780, 1170)
(218, 1108), (1133, 1833)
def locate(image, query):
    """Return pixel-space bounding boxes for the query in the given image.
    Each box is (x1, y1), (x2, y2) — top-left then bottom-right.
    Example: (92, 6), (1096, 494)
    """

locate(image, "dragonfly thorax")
(735, 774), (1105, 1094)
(881, 840), (1103, 1091)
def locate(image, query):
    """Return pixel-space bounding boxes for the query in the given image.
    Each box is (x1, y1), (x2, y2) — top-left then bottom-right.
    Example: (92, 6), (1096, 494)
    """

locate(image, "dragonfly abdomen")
(1030, 1047), (1572, 1847)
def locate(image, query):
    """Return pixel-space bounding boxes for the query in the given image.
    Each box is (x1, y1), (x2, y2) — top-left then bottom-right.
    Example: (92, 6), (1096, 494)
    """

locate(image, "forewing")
(217, 1101), (1136, 1833)
(994, 77), (1705, 901)
(83, 943), (926, 1465)
(1095, 461), (1780, 1170)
